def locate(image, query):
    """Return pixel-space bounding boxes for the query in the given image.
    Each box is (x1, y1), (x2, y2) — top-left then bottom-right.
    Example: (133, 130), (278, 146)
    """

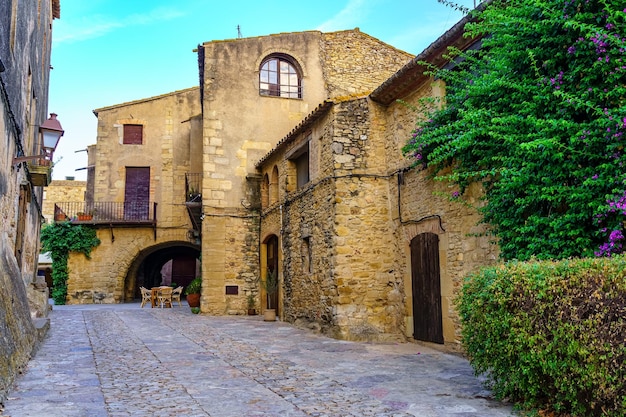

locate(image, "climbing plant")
(40, 222), (101, 304)
(404, 0), (626, 260)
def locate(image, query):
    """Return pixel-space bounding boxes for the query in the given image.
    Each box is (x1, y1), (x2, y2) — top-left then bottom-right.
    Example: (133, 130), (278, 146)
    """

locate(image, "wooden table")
(151, 286), (172, 308)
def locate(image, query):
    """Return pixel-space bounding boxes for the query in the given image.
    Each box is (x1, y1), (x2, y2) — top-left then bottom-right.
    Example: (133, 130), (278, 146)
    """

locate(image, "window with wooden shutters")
(123, 124), (143, 144)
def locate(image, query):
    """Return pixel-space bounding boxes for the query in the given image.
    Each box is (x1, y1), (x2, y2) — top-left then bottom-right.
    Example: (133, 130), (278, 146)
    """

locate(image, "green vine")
(404, 0), (626, 261)
(40, 222), (101, 304)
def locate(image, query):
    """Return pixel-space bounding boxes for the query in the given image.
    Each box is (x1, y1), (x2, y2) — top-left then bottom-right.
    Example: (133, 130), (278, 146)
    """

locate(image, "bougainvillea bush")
(404, 0), (626, 261)
(458, 256), (626, 416)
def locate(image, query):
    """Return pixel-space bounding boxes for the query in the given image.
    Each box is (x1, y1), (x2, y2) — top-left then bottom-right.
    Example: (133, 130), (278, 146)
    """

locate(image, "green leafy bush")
(458, 257), (626, 415)
(40, 222), (100, 305)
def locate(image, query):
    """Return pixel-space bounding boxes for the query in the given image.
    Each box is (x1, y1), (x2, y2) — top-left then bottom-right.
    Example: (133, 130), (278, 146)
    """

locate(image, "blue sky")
(48, 0), (476, 180)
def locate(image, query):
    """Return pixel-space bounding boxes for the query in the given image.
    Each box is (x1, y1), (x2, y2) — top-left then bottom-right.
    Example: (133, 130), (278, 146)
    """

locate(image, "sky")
(48, 0), (477, 181)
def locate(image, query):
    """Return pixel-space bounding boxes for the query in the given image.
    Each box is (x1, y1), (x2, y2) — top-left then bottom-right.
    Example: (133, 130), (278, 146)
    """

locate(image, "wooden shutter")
(123, 124), (143, 144)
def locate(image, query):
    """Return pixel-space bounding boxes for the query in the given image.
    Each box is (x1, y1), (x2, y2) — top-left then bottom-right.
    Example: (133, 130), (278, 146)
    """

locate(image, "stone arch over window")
(261, 173), (270, 209)
(259, 53), (302, 99)
(270, 166), (279, 204)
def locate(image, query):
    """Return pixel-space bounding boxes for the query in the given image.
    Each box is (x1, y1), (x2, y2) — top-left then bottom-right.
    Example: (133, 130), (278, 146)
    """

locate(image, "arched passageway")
(123, 241), (200, 302)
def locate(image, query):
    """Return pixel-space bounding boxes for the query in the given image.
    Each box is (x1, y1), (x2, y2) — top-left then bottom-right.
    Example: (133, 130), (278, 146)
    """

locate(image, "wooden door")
(14, 185), (28, 267)
(266, 234), (279, 314)
(411, 233), (444, 344)
(124, 167), (150, 220)
(172, 256), (196, 288)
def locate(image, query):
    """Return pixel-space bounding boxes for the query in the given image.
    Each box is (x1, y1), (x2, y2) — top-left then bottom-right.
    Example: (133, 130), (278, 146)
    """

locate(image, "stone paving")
(1, 303), (515, 416)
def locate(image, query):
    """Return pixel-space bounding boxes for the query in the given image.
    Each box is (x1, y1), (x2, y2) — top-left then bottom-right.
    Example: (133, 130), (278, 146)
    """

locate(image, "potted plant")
(262, 269), (278, 321)
(77, 212), (93, 221)
(246, 293), (257, 315)
(185, 276), (202, 308)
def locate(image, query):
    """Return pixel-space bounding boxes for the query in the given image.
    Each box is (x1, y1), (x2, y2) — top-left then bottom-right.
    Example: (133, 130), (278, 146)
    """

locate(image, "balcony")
(54, 202), (157, 225)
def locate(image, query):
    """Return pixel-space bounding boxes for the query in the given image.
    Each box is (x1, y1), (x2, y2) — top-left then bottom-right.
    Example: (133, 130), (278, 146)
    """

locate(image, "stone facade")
(257, 17), (497, 345)
(198, 29), (412, 315)
(0, 0), (60, 403)
(63, 88), (202, 303)
(258, 98), (407, 342)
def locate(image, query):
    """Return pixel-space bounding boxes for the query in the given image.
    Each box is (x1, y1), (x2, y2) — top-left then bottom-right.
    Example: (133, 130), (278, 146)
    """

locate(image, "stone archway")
(123, 241), (200, 302)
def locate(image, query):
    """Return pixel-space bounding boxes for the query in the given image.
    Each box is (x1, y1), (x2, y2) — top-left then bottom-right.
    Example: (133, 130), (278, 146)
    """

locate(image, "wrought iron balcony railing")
(54, 202), (157, 224)
(185, 172), (202, 203)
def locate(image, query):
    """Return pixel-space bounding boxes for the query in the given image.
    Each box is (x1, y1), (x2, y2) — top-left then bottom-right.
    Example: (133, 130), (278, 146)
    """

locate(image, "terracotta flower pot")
(186, 293), (200, 308)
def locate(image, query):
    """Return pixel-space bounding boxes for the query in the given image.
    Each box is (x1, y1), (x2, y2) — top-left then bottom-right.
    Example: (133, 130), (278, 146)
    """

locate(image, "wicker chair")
(157, 286), (173, 308)
(140, 287), (152, 308)
(171, 286), (183, 307)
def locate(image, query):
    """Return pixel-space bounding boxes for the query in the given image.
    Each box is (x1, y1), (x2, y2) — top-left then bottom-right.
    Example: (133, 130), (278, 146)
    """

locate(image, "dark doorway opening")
(125, 243), (200, 302)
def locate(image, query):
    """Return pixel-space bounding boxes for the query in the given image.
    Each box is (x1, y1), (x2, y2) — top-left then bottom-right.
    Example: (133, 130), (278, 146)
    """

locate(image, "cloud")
(316, 0), (377, 32)
(53, 6), (185, 45)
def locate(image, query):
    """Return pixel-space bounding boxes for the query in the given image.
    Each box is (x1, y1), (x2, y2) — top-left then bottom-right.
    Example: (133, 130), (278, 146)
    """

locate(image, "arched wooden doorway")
(411, 232), (443, 344)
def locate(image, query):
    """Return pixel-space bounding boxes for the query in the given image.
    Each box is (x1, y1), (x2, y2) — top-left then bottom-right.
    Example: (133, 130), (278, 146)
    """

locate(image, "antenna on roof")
(237, 25), (242, 39)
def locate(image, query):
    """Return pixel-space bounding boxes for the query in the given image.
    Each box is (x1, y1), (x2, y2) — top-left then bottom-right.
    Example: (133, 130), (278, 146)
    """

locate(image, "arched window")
(270, 166), (279, 204)
(259, 54), (302, 99)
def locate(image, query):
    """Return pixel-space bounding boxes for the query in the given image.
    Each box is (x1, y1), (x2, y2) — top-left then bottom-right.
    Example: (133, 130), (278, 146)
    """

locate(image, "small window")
(123, 124), (143, 144)
(260, 55), (302, 99)
(287, 139), (310, 190)
(294, 151), (309, 189)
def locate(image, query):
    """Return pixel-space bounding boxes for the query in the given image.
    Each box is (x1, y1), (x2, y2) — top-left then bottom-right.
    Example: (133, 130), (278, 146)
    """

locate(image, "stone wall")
(259, 98), (407, 341)
(42, 180), (87, 223)
(320, 30), (413, 98)
(202, 212), (260, 315)
(379, 78), (500, 346)
(0, 0), (59, 403)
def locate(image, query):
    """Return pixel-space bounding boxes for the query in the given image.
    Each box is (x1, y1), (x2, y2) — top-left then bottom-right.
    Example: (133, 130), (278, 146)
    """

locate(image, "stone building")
(256, 17), (497, 345)
(56, 20), (496, 346)
(0, 0), (61, 403)
(196, 30), (413, 315)
(60, 29), (412, 309)
(56, 88), (202, 303)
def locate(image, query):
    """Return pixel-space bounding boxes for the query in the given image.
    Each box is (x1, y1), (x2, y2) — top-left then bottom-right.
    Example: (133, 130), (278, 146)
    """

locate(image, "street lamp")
(14, 113), (64, 186)
(13, 113), (64, 165)
(39, 113), (64, 164)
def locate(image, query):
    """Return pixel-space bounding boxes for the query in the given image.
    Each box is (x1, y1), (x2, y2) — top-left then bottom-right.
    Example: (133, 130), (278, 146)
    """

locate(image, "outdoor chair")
(171, 286), (183, 307)
(157, 286), (173, 308)
(140, 286), (152, 308)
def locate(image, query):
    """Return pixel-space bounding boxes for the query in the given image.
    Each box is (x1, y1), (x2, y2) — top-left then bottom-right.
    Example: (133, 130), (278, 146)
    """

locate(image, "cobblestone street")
(2, 304), (514, 416)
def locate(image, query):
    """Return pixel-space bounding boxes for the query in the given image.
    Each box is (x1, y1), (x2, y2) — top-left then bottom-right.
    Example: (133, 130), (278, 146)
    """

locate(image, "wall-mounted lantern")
(13, 113), (64, 186)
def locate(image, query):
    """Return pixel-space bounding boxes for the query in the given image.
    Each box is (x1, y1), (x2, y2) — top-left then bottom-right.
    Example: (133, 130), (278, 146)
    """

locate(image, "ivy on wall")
(40, 222), (101, 304)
